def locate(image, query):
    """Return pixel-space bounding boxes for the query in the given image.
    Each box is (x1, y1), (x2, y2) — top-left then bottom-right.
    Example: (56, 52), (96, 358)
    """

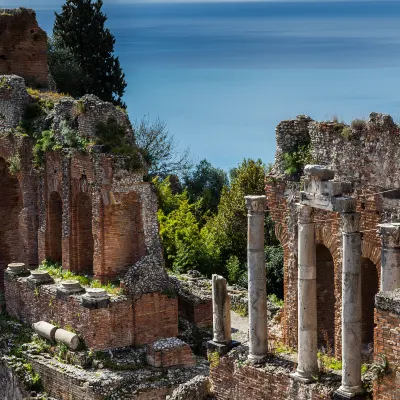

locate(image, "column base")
(334, 386), (365, 399)
(247, 353), (269, 364)
(289, 370), (318, 384)
(206, 340), (240, 356)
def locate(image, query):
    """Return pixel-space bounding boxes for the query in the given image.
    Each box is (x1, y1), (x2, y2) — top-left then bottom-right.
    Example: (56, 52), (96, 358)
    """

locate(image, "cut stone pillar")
(57, 280), (85, 296)
(379, 223), (400, 291)
(81, 288), (110, 309)
(32, 321), (58, 341)
(336, 212), (362, 398)
(212, 274), (232, 344)
(291, 204), (318, 383)
(55, 328), (80, 350)
(245, 195), (268, 362)
(27, 270), (54, 289)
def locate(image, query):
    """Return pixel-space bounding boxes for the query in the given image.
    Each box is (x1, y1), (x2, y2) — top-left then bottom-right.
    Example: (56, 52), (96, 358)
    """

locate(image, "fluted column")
(245, 195), (268, 362)
(336, 212), (362, 398)
(291, 204), (318, 383)
(379, 223), (400, 291)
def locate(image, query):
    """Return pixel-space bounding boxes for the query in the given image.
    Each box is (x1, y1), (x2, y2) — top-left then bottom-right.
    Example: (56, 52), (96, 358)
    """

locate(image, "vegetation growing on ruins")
(49, 0), (127, 106)
(282, 143), (313, 177)
(38, 259), (121, 295)
(6, 153), (22, 176)
(156, 159), (284, 298)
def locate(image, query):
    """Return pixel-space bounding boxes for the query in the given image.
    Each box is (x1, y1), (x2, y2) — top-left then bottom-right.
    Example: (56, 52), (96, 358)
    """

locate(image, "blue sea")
(5, 1), (400, 170)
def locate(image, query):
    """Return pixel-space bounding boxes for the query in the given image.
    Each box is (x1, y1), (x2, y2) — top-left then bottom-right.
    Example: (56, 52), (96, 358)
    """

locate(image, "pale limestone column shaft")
(245, 195), (268, 362)
(212, 274), (232, 344)
(379, 223), (400, 291)
(292, 204), (318, 382)
(337, 212), (362, 397)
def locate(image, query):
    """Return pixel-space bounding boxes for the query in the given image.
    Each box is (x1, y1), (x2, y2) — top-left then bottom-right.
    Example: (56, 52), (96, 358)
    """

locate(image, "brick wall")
(0, 9), (48, 86)
(210, 350), (338, 400)
(5, 275), (178, 350)
(266, 179), (381, 359)
(373, 298), (400, 400)
(178, 294), (213, 328)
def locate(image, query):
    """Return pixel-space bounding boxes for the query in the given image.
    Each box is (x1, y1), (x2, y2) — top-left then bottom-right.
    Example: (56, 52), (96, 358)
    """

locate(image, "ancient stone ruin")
(210, 114), (400, 400)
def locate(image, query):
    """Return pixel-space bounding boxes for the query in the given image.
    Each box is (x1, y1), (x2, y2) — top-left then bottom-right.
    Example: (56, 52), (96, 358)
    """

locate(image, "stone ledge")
(375, 289), (400, 315)
(147, 338), (195, 367)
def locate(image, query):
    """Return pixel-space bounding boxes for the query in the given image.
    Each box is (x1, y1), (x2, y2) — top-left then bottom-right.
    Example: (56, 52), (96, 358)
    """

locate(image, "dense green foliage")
(183, 159), (228, 217)
(282, 144), (313, 177)
(155, 159), (284, 298)
(51, 0), (126, 106)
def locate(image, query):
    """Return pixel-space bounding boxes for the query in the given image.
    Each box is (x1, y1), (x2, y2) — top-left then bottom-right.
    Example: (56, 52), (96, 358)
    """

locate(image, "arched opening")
(76, 193), (93, 274)
(0, 157), (22, 289)
(361, 257), (379, 358)
(316, 244), (335, 354)
(48, 192), (62, 263)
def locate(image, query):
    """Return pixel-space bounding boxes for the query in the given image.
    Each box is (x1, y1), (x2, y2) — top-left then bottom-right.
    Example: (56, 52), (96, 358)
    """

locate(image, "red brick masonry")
(146, 338), (195, 367)
(5, 276), (178, 350)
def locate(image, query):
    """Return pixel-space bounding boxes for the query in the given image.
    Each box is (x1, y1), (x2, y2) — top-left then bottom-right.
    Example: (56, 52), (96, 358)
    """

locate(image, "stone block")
(146, 338), (195, 367)
(304, 165), (335, 180)
(26, 270), (54, 289)
(56, 280), (85, 297)
(206, 339), (240, 356)
(80, 288), (110, 309)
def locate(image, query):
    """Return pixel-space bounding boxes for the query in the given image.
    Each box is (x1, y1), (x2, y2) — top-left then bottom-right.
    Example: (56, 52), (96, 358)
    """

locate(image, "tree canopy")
(50, 0), (126, 106)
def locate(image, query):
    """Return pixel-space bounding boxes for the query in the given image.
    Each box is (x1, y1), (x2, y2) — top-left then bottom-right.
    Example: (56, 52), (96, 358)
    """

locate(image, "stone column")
(245, 195), (268, 362)
(212, 274), (232, 344)
(379, 223), (400, 291)
(336, 212), (362, 398)
(291, 204), (318, 383)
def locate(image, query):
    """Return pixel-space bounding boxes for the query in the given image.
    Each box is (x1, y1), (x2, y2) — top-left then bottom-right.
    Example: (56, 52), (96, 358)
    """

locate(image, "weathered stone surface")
(245, 195), (268, 362)
(167, 375), (210, 400)
(211, 274), (231, 344)
(304, 164), (335, 180)
(32, 321), (57, 341)
(54, 328), (80, 351)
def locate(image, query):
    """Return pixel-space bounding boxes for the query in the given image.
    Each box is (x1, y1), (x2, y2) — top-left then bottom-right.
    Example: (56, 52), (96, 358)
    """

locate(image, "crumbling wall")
(373, 290), (400, 400)
(0, 9), (48, 87)
(267, 114), (391, 356)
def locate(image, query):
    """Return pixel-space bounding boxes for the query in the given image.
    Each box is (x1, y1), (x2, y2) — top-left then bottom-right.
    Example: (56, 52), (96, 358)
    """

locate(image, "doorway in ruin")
(0, 157), (23, 289)
(48, 192), (62, 263)
(316, 244), (335, 354)
(75, 193), (94, 274)
(361, 257), (379, 355)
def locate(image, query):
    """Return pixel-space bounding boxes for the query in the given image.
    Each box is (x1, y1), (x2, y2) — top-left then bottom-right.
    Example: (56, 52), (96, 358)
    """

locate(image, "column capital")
(297, 204), (314, 224)
(245, 195), (266, 215)
(341, 212), (360, 234)
(379, 223), (400, 248)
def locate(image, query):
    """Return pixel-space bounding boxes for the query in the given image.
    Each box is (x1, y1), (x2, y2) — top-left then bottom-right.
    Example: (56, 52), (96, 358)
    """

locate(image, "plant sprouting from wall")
(282, 144), (313, 177)
(7, 153), (22, 176)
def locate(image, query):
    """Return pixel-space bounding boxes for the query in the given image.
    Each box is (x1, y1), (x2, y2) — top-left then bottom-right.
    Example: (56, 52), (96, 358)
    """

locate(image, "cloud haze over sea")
(5, 1), (400, 169)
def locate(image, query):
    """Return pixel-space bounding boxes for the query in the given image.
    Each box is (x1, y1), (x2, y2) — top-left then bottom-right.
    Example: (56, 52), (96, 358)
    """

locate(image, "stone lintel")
(304, 164), (335, 181)
(300, 192), (356, 213)
(378, 223), (400, 248)
(375, 289), (400, 315)
(303, 177), (352, 197)
(245, 195), (266, 214)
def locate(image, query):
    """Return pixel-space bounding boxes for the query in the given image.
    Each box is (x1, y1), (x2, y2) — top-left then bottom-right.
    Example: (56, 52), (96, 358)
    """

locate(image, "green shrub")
(282, 144), (313, 177)
(226, 255), (242, 284)
(351, 119), (366, 131)
(7, 153), (22, 176)
(341, 126), (352, 140)
(95, 117), (126, 151)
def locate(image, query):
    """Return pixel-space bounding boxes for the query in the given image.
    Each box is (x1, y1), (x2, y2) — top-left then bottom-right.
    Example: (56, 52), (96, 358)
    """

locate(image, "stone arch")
(361, 257), (379, 355)
(316, 243), (336, 354)
(47, 191), (62, 263)
(72, 192), (93, 274)
(0, 157), (23, 289)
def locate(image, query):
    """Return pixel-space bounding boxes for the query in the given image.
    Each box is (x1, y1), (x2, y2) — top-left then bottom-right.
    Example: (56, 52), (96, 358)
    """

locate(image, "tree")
(134, 116), (192, 179)
(183, 159), (228, 216)
(51, 0), (126, 106)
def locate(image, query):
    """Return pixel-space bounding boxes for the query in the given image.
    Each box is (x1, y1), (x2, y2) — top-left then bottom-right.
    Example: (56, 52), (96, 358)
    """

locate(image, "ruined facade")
(0, 8), (48, 87)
